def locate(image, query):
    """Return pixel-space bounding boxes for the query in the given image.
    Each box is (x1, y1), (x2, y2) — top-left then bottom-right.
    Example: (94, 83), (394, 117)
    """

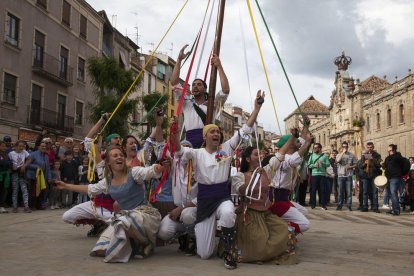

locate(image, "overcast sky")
(86, 0), (414, 134)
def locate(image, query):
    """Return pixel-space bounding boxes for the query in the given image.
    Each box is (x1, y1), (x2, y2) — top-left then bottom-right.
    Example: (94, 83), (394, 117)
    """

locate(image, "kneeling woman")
(55, 146), (170, 263)
(232, 142), (297, 264)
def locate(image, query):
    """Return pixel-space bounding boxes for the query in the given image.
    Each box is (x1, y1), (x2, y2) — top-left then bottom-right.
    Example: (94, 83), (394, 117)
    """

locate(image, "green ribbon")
(254, 0), (305, 121)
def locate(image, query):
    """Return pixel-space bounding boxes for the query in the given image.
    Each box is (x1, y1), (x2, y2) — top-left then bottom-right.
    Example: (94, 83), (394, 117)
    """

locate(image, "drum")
(374, 175), (388, 188)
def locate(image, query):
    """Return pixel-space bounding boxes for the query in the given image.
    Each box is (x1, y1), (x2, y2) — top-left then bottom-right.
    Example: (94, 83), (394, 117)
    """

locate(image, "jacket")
(383, 152), (404, 179)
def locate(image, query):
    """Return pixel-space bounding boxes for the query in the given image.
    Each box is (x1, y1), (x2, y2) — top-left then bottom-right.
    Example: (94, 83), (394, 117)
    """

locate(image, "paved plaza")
(1, 203), (414, 276)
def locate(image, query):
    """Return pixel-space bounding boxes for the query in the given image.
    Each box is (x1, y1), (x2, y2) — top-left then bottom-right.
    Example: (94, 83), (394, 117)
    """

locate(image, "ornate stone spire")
(334, 51), (352, 70)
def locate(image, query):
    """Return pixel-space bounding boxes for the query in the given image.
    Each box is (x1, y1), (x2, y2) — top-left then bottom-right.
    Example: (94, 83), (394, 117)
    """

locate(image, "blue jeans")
(310, 175), (327, 207)
(383, 189), (389, 205)
(326, 178), (333, 203)
(387, 178), (402, 214)
(337, 176), (352, 208)
(362, 178), (378, 209)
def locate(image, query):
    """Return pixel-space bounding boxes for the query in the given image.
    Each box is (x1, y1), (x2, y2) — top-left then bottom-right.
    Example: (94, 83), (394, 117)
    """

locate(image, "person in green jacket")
(308, 143), (330, 210)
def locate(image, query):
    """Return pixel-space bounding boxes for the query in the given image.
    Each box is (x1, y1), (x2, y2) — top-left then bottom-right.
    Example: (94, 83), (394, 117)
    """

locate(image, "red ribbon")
(149, 27), (203, 203)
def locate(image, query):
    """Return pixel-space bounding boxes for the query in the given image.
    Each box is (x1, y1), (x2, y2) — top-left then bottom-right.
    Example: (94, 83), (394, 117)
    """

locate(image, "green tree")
(87, 57), (139, 137)
(139, 92), (169, 139)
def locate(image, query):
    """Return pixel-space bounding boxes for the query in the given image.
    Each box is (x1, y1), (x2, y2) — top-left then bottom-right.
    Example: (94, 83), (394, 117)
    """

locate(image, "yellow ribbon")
(187, 159), (193, 195)
(35, 168), (46, 197)
(87, 143), (96, 183)
(246, 0), (282, 134)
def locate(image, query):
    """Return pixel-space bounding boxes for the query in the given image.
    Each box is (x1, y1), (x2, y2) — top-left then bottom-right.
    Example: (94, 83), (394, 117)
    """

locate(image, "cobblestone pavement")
(1, 203), (413, 275)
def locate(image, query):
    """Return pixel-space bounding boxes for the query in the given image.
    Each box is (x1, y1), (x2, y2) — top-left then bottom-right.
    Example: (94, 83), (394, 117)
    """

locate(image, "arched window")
(323, 132), (326, 146)
(366, 115), (370, 132)
(387, 108), (391, 127)
(399, 104), (404, 123)
(318, 134), (321, 143)
(376, 112), (380, 129)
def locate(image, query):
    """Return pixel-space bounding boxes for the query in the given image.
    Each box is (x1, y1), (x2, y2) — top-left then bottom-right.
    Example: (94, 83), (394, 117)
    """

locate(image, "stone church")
(284, 52), (414, 158)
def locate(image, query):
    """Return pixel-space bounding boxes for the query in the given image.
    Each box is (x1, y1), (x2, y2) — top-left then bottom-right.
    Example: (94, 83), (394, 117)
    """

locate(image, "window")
(31, 84), (42, 124)
(80, 14), (87, 39)
(5, 13), (20, 47)
(33, 30), (45, 67)
(366, 115), (370, 132)
(376, 112), (380, 129)
(62, 0), (71, 27)
(77, 57), (85, 81)
(3, 72), (17, 105)
(59, 46), (69, 80)
(75, 101), (83, 125)
(57, 94), (66, 126)
(36, 0), (47, 9)
(387, 108), (391, 127)
(157, 64), (165, 80)
(399, 104), (404, 124)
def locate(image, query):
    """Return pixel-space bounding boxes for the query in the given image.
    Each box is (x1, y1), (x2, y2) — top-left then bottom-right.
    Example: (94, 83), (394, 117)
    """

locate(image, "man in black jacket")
(357, 142), (382, 212)
(383, 144), (404, 215)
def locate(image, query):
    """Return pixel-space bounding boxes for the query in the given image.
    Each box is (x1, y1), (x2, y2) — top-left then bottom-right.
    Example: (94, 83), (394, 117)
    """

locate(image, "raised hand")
(254, 90), (265, 109)
(153, 108), (164, 126)
(290, 128), (300, 138)
(53, 180), (66, 190)
(211, 54), (222, 68)
(178, 44), (190, 61)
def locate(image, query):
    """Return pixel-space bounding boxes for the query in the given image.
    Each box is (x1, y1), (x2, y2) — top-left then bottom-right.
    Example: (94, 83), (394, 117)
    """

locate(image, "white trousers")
(62, 201), (113, 224)
(157, 207), (197, 241)
(195, 200), (235, 259)
(281, 202), (310, 232)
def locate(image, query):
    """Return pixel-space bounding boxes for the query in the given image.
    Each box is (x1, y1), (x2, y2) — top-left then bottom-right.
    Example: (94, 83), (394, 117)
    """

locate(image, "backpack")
(402, 157), (411, 175)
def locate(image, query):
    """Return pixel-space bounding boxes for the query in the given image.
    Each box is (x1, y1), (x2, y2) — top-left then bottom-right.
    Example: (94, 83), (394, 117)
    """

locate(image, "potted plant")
(352, 118), (365, 130)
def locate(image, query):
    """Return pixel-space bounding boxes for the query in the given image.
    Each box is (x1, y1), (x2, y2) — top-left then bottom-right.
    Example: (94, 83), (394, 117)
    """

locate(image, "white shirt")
(175, 124), (252, 185)
(173, 84), (228, 131)
(271, 151), (303, 190)
(231, 152), (285, 194)
(8, 150), (29, 169)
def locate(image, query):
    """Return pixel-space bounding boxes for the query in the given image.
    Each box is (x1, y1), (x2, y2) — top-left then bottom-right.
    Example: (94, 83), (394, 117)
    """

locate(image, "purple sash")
(268, 187), (290, 202)
(186, 128), (203, 149)
(196, 181), (231, 223)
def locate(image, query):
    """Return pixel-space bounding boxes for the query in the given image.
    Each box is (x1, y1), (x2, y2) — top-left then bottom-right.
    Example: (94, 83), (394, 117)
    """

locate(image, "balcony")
(32, 50), (73, 87)
(28, 106), (74, 134)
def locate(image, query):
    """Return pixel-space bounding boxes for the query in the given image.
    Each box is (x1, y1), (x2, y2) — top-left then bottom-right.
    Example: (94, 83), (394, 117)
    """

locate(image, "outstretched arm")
(171, 117), (181, 152)
(54, 181), (89, 194)
(86, 113), (110, 138)
(153, 109), (165, 143)
(298, 131), (313, 157)
(246, 90), (264, 127)
(171, 45), (189, 86)
(211, 55), (229, 94)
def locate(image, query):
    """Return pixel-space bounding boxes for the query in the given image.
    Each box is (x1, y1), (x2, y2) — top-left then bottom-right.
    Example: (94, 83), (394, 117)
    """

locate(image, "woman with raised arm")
(55, 146), (170, 263)
(231, 128), (298, 264)
(172, 90), (264, 269)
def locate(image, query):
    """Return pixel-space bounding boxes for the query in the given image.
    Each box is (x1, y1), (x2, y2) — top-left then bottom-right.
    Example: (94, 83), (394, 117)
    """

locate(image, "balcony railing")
(28, 106), (74, 133)
(32, 49), (73, 86)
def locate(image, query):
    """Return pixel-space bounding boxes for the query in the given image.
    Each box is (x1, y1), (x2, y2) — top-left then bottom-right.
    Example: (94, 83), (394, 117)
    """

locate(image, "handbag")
(326, 165), (335, 178)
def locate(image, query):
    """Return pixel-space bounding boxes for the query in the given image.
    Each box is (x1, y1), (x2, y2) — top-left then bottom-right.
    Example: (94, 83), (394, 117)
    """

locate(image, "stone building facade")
(286, 52), (414, 158)
(0, 0), (103, 143)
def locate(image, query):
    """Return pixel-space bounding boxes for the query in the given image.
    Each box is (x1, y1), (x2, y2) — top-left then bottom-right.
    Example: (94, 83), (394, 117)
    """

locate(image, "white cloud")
(86, 0), (414, 133)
